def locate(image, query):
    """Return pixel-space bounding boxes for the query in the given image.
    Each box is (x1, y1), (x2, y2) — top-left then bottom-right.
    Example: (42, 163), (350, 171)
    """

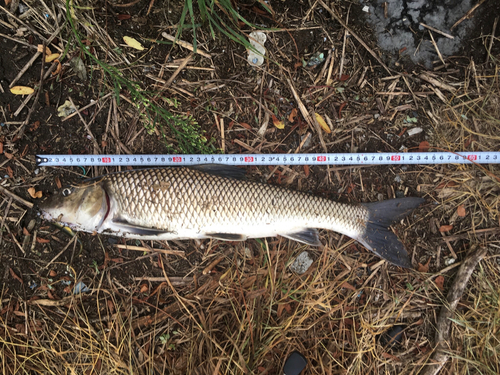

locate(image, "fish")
(38, 165), (424, 268)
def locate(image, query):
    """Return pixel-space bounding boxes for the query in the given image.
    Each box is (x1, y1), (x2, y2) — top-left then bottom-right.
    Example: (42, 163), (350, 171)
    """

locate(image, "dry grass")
(0, 0), (500, 374)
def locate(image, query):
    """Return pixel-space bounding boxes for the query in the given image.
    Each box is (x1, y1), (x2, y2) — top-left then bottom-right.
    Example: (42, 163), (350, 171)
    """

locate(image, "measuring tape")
(36, 151), (500, 167)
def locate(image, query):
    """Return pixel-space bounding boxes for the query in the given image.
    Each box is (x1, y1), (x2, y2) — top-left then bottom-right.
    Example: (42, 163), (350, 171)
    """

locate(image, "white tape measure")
(36, 151), (500, 167)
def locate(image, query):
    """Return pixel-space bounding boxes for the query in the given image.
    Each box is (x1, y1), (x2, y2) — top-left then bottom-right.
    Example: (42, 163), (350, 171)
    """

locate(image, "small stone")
(290, 251), (314, 274)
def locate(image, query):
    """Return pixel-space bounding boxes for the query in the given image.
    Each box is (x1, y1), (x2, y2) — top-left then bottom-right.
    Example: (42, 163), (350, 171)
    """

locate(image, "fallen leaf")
(49, 270), (57, 277)
(434, 275), (445, 291)
(341, 282), (356, 291)
(457, 205), (466, 217)
(37, 45), (52, 55)
(28, 187), (43, 199)
(315, 112), (331, 133)
(417, 257), (431, 272)
(5, 0), (12, 6)
(303, 165), (310, 178)
(439, 225), (453, 232)
(239, 122), (252, 130)
(0, 142), (3, 154)
(339, 74), (350, 81)
(117, 14), (131, 20)
(139, 284), (149, 293)
(45, 53), (60, 63)
(9, 268), (23, 284)
(52, 59), (62, 76)
(6, 166), (13, 178)
(271, 114), (284, 129)
(419, 141), (430, 152)
(288, 108), (298, 123)
(36, 238), (50, 244)
(55, 176), (62, 189)
(29, 121), (40, 131)
(4, 152), (13, 159)
(123, 36), (145, 51)
(10, 86), (34, 95)
(23, 227), (30, 236)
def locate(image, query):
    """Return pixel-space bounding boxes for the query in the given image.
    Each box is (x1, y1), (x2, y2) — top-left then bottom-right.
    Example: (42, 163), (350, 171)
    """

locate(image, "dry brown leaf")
(36, 237), (50, 244)
(10, 86), (34, 95)
(303, 165), (310, 178)
(271, 114), (284, 129)
(139, 284), (149, 293)
(6, 166), (13, 178)
(28, 187), (43, 199)
(288, 108), (298, 123)
(315, 112), (331, 133)
(4, 152), (13, 159)
(0, 142), (3, 154)
(23, 227), (30, 236)
(49, 270), (57, 277)
(55, 176), (62, 189)
(419, 141), (430, 152)
(9, 268), (23, 284)
(457, 205), (466, 217)
(52, 60), (62, 76)
(439, 224), (453, 232)
(37, 45), (52, 55)
(417, 257), (431, 272)
(239, 122), (252, 130)
(434, 275), (445, 290)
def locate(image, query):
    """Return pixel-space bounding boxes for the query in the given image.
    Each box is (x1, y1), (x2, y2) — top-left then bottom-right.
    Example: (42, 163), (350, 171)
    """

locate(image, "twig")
(161, 32), (211, 58)
(17, 42), (46, 139)
(318, 0), (391, 74)
(9, 24), (62, 88)
(450, 0), (487, 30)
(133, 276), (193, 285)
(0, 185), (33, 208)
(421, 247), (488, 375)
(68, 97), (101, 154)
(428, 30), (445, 66)
(114, 244), (185, 256)
(485, 17), (498, 63)
(62, 92), (114, 122)
(163, 53), (193, 87)
(419, 23), (454, 39)
(42, 235), (79, 270)
(419, 73), (457, 92)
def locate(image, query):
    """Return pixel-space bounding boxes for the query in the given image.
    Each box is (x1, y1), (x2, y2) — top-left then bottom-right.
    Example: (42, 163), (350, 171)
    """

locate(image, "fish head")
(39, 182), (108, 232)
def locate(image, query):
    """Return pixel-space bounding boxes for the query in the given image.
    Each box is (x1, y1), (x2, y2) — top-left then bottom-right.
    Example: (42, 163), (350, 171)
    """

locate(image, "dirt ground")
(0, 0), (499, 374)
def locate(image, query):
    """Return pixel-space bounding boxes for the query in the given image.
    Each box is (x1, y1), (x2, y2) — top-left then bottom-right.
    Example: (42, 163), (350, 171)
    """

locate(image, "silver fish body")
(39, 166), (423, 267)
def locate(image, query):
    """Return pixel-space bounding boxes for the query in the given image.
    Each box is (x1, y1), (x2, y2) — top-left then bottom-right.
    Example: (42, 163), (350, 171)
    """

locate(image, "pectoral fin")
(112, 218), (171, 236)
(206, 233), (247, 241)
(281, 229), (322, 246)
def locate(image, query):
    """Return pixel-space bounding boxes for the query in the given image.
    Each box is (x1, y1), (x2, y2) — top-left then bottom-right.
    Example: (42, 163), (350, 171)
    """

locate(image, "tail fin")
(358, 197), (424, 268)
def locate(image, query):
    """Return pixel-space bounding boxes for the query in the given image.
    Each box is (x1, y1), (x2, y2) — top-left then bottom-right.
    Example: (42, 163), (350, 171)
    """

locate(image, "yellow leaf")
(37, 45), (52, 55)
(315, 113), (331, 133)
(272, 114), (284, 129)
(27, 187), (43, 199)
(123, 36), (145, 51)
(10, 86), (34, 95)
(45, 53), (60, 63)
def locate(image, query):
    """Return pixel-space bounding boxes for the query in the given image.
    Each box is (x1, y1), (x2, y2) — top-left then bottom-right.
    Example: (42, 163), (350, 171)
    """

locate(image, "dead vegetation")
(0, 0), (499, 374)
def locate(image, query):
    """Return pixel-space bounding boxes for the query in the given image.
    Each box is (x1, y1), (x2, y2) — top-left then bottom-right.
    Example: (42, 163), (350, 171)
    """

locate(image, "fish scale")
(102, 168), (367, 236)
(39, 166), (424, 268)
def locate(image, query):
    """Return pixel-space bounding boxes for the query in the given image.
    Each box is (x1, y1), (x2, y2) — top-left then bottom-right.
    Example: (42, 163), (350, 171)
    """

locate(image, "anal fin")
(206, 233), (247, 241)
(281, 229), (322, 246)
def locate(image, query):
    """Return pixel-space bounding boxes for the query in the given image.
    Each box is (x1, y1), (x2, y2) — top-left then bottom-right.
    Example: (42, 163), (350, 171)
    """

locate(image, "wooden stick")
(419, 23), (454, 39)
(450, 0), (487, 30)
(420, 247), (488, 375)
(161, 32), (211, 58)
(0, 185), (33, 208)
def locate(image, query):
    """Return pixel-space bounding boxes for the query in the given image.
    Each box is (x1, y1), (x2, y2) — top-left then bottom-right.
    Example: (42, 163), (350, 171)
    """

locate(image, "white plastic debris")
(444, 258), (456, 266)
(247, 31), (267, 66)
(362, 5), (370, 13)
(74, 281), (90, 294)
(290, 251), (314, 274)
(407, 127), (423, 136)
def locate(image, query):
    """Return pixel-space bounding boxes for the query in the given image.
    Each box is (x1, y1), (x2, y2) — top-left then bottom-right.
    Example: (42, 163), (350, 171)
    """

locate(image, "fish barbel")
(39, 166), (424, 267)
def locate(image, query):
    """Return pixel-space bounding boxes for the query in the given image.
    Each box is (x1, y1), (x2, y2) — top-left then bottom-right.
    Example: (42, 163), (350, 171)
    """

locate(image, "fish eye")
(62, 187), (73, 197)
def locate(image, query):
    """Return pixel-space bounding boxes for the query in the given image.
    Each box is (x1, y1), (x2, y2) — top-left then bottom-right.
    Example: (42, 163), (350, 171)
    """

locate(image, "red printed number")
(317, 156), (326, 162)
(467, 155), (477, 161)
(391, 155), (401, 161)
(244, 157), (254, 162)
(173, 157), (182, 162)
(102, 157), (111, 163)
